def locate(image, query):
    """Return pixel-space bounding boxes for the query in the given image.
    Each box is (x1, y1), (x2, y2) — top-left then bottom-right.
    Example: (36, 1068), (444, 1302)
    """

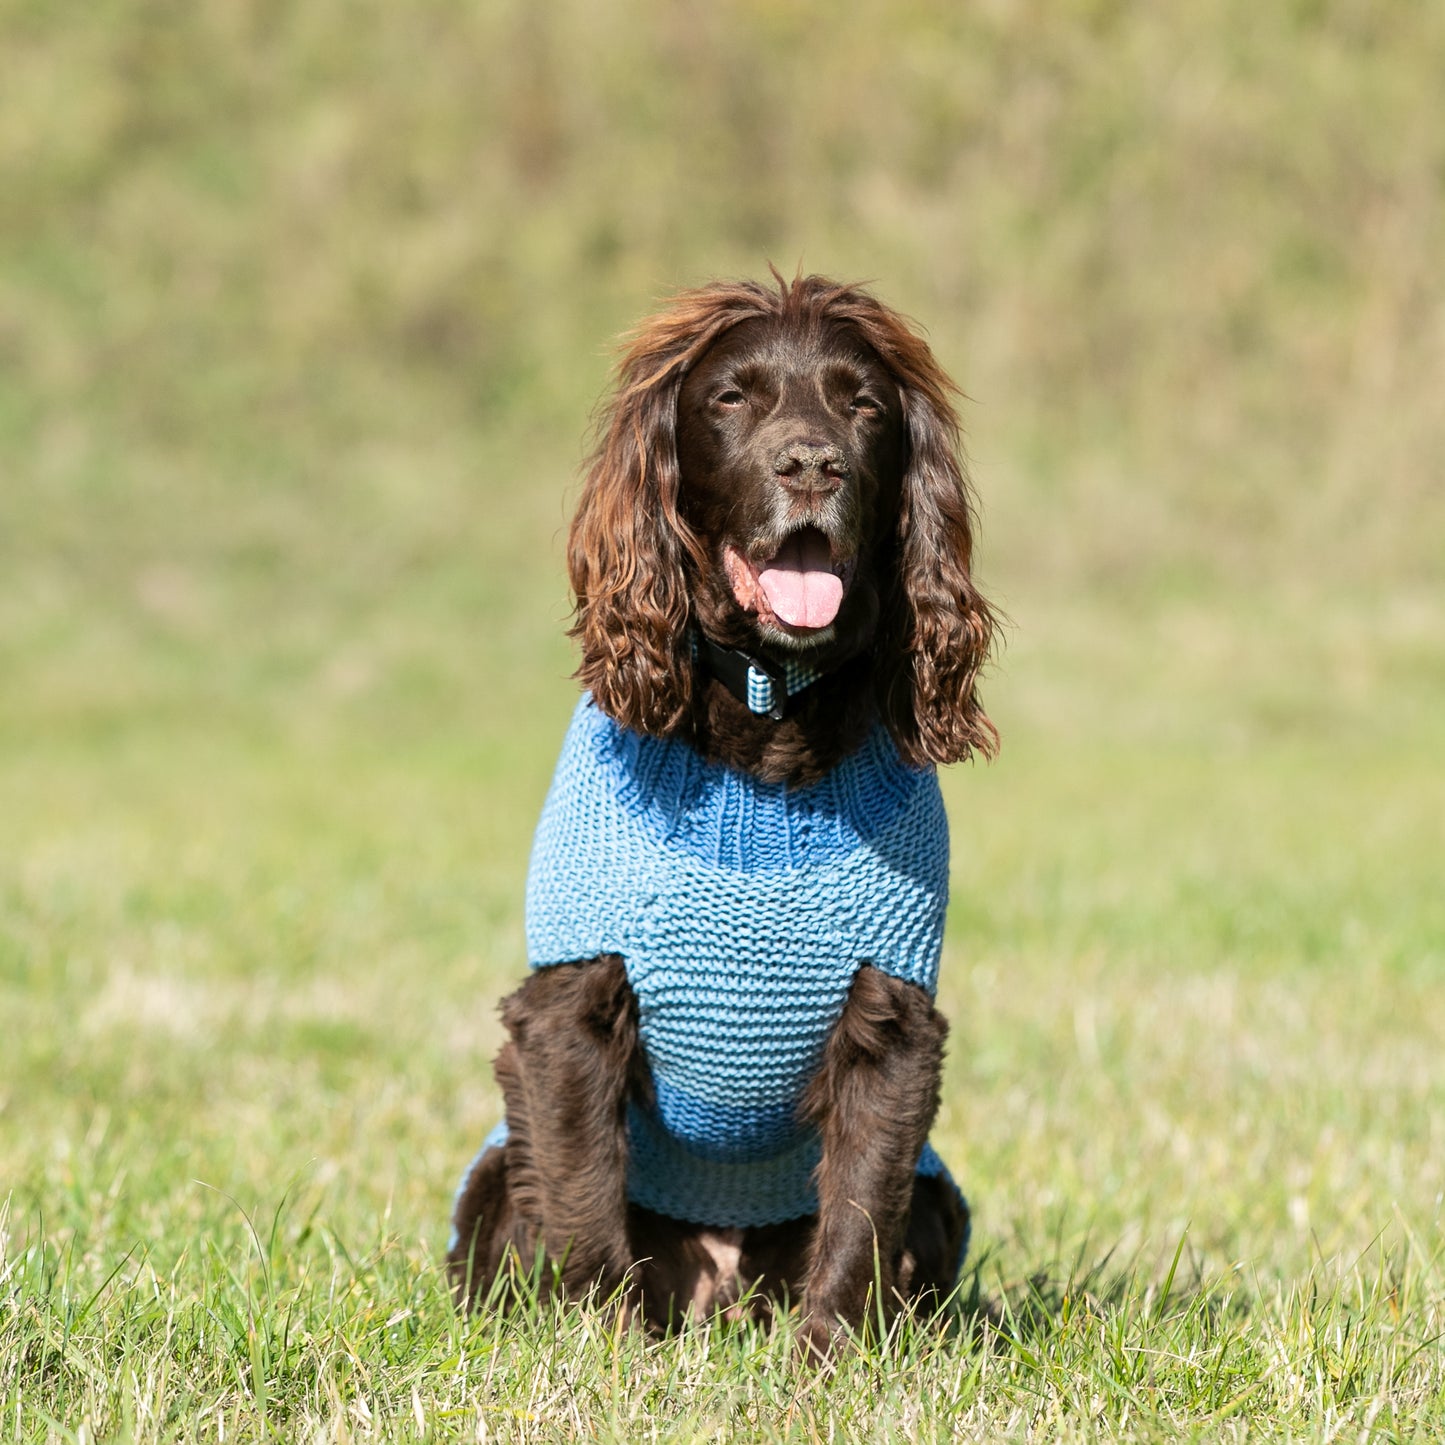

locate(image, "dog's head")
(567, 272), (996, 767)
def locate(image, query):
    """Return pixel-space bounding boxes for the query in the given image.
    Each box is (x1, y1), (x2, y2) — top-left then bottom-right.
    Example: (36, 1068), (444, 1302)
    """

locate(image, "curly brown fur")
(451, 273), (991, 1343)
(568, 270), (996, 785)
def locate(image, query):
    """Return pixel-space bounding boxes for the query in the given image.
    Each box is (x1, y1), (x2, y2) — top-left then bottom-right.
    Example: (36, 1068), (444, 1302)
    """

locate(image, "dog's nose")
(773, 440), (848, 493)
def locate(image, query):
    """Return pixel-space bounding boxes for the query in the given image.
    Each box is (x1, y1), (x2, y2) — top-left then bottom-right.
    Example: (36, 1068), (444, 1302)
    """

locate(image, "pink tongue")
(757, 532), (843, 629)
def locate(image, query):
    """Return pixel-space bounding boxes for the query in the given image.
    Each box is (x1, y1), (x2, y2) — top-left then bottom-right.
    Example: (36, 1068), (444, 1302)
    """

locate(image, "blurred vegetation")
(3, 0), (1443, 764)
(3, 10), (1444, 1435)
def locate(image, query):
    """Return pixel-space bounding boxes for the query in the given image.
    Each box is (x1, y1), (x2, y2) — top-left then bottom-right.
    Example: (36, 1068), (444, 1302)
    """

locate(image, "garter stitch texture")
(473, 693), (966, 1233)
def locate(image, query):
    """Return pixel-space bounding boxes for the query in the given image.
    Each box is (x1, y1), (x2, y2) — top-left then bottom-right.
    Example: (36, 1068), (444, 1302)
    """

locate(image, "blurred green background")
(5, 1), (1442, 759)
(3, 0), (1443, 1280)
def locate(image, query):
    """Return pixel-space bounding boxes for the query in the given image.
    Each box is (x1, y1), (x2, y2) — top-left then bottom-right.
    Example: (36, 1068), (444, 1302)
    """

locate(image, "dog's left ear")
(866, 322), (998, 767)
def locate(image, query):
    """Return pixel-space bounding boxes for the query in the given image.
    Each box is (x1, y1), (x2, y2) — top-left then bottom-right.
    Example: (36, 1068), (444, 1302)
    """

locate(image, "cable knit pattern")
(480, 694), (965, 1230)
(514, 690), (965, 1231)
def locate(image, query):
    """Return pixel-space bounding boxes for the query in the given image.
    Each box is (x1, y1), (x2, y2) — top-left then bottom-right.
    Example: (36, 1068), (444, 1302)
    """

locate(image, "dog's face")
(675, 316), (906, 659)
(568, 274), (995, 766)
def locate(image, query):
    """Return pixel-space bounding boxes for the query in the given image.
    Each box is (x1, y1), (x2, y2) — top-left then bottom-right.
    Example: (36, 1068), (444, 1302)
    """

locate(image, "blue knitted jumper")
(466, 693), (965, 1235)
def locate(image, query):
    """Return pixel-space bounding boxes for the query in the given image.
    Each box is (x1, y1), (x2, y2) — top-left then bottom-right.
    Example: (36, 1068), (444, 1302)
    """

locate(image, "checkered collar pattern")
(692, 632), (826, 721)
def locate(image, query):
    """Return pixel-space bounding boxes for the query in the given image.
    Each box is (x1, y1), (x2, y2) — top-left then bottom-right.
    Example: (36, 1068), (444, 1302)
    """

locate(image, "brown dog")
(448, 273), (995, 1355)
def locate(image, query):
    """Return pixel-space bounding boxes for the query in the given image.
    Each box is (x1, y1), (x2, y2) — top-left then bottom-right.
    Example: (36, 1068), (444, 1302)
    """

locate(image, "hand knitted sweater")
(469, 693), (965, 1233)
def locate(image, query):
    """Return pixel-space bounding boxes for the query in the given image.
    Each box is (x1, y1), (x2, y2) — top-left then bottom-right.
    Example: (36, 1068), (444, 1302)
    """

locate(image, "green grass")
(4, 669), (1442, 1439)
(4, 2), (1445, 1439)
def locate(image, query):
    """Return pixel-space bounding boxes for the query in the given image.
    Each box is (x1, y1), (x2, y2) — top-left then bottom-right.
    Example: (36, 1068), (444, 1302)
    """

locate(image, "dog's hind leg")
(446, 1137), (540, 1312)
(895, 1172), (970, 1310)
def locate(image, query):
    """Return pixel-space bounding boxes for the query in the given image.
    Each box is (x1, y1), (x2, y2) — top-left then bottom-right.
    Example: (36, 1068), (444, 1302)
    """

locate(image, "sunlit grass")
(4, 685), (1442, 1438)
(4, 2), (1445, 1437)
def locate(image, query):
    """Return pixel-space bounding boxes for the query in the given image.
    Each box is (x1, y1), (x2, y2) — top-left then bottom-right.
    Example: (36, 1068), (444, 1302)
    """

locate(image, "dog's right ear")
(567, 283), (774, 736)
(568, 357), (695, 736)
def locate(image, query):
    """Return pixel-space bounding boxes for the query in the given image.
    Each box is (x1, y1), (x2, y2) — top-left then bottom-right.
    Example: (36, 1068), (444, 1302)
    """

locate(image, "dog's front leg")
(495, 955), (644, 1299)
(798, 965), (947, 1357)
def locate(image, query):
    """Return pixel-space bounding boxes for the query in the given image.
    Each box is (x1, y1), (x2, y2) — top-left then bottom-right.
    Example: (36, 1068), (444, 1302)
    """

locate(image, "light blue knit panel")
(522, 695), (953, 1228)
(526, 697), (948, 984)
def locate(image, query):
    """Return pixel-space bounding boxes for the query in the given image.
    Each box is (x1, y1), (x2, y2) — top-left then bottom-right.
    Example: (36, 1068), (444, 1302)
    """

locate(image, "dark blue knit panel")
(450, 1122), (970, 1264)
(626, 1103), (826, 1225)
(520, 695), (956, 1229)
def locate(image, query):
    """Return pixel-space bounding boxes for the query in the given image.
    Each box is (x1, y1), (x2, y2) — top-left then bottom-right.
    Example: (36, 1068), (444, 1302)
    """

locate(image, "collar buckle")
(744, 657), (789, 721)
(692, 632), (822, 721)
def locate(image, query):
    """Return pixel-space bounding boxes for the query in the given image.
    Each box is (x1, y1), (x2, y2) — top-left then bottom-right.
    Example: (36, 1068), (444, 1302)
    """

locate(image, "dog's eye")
(850, 394), (880, 416)
(714, 389), (746, 409)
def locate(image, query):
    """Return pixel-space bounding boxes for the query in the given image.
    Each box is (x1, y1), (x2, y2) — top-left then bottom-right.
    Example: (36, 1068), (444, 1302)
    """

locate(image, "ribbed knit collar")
(599, 703), (925, 872)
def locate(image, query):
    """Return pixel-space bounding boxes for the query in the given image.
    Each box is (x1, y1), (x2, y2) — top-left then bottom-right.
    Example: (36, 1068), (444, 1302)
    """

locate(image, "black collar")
(692, 632), (826, 721)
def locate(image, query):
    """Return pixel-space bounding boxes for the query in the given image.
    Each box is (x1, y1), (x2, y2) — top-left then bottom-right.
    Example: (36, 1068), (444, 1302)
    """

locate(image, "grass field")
(4, 4), (1445, 1440)
(5, 532), (1442, 1439)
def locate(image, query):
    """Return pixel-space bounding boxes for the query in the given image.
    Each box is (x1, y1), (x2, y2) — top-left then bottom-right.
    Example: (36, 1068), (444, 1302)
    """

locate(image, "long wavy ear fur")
(567, 281), (778, 735)
(822, 287), (998, 766)
(571, 273), (995, 758)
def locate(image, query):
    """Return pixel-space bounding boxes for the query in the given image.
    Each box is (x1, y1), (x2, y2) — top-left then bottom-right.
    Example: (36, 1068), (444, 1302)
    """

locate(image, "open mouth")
(724, 526), (853, 632)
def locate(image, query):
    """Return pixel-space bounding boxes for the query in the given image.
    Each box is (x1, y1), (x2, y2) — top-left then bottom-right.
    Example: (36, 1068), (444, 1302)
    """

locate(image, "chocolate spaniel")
(448, 273), (996, 1356)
